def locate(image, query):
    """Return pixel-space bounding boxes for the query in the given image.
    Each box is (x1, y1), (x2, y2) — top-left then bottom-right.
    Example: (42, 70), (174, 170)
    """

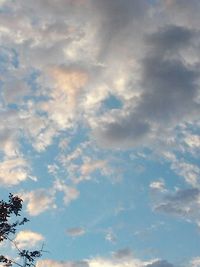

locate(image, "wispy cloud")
(66, 227), (86, 238)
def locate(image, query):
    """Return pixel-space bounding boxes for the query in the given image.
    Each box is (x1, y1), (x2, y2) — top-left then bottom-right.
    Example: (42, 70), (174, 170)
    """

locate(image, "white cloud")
(37, 66), (89, 132)
(20, 180), (80, 216)
(54, 179), (79, 205)
(105, 231), (117, 244)
(36, 256), (176, 267)
(14, 230), (44, 249)
(150, 180), (166, 192)
(171, 160), (200, 187)
(88, 257), (174, 267)
(80, 160), (106, 176)
(190, 257), (200, 267)
(0, 157), (30, 186)
(184, 134), (200, 149)
(88, 258), (140, 267)
(20, 189), (56, 216)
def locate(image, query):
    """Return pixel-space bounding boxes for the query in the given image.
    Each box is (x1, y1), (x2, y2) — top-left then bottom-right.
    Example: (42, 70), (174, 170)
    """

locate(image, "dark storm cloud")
(139, 55), (199, 123)
(146, 25), (195, 53)
(95, 24), (200, 148)
(96, 116), (150, 148)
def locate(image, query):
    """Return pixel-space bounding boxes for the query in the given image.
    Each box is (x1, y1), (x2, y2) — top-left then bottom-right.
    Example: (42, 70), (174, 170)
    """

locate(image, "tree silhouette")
(0, 193), (42, 267)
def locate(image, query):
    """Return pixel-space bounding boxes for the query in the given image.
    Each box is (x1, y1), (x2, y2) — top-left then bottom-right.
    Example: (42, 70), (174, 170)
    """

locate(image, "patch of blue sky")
(102, 94), (122, 110)
(0, 0), (16, 12)
(31, 160), (200, 262)
(25, 69), (41, 91)
(23, 70), (50, 104)
(10, 48), (19, 68)
(0, 80), (4, 105)
(2, 136), (199, 263)
(0, 46), (18, 70)
(17, 139), (57, 192)
(142, 217), (200, 263)
(64, 125), (90, 151)
(146, 0), (158, 5)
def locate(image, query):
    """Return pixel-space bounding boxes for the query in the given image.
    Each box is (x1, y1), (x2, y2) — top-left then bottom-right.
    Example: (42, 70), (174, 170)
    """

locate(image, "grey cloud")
(145, 260), (175, 267)
(95, 25), (200, 148)
(18, 0), (85, 18)
(139, 56), (199, 123)
(66, 227), (85, 237)
(166, 188), (199, 202)
(154, 188), (200, 224)
(160, 1), (200, 35)
(90, 0), (147, 60)
(113, 248), (132, 259)
(72, 262), (89, 267)
(3, 79), (30, 104)
(95, 116), (150, 148)
(36, 259), (89, 267)
(146, 25), (195, 53)
(92, 0), (146, 29)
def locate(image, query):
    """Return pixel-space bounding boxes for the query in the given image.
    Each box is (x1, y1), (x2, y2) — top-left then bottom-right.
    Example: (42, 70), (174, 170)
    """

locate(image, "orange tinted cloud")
(50, 66), (88, 109)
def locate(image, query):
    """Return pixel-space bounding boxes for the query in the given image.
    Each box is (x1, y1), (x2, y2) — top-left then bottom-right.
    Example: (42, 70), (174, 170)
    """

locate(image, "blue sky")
(1, 0), (200, 267)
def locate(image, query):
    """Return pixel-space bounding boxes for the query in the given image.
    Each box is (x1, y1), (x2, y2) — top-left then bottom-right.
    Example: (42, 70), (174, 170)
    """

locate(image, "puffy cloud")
(40, 66), (88, 129)
(146, 25), (195, 53)
(36, 257), (175, 267)
(90, 0), (147, 61)
(20, 179), (80, 216)
(162, 0), (200, 29)
(190, 257), (200, 267)
(0, 0), (199, 155)
(171, 160), (200, 187)
(80, 160), (106, 176)
(54, 179), (79, 205)
(184, 134), (200, 149)
(150, 180), (166, 192)
(20, 189), (56, 216)
(0, 157), (31, 186)
(88, 257), (176, 267)
(14, 230), (44, 249)
(93, 24), (200, 148)
(88, 258), (140, 267)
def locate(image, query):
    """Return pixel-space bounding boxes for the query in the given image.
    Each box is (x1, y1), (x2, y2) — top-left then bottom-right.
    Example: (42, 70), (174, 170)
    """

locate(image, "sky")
(0, 0), (200, 266)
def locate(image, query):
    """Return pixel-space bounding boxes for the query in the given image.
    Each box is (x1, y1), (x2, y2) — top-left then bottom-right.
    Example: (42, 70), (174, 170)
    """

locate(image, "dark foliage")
(0, 194), (42, 267)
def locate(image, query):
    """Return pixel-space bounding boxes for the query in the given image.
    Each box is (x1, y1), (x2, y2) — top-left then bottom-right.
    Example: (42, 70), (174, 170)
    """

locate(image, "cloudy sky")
(1, 0), (200, 266)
